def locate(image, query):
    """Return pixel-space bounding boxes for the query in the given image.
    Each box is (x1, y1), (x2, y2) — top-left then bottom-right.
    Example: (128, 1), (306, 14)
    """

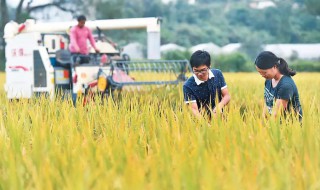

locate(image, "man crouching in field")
(183, 50), (231, 118)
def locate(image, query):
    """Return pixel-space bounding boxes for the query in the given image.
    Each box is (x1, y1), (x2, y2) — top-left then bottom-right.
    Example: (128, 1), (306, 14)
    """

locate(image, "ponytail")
(255, 51), (297, 77)
(277, 58), (296, 76)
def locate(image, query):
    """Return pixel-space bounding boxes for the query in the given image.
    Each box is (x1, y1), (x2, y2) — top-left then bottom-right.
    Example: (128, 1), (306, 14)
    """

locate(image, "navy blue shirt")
(264, 75), (302, 119)
(183, 69), (227, 111)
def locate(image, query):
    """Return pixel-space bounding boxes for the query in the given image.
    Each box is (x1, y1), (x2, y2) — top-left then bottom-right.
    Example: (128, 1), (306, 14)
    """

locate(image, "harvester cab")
(3, 18), (190, 103)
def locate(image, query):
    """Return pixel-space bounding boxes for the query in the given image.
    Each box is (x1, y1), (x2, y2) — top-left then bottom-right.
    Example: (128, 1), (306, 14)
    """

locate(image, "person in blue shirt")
(255, 51), (302, 121)
(183, 50), (231, 118)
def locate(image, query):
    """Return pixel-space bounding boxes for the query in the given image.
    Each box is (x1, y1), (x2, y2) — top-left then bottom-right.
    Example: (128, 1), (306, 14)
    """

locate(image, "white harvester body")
(4, 32), (54, 99)
(3, 17), (161, 99)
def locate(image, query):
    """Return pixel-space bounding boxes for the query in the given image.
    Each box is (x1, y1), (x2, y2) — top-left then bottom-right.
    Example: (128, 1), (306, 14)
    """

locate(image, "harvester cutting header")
(3, 17), (189, 103)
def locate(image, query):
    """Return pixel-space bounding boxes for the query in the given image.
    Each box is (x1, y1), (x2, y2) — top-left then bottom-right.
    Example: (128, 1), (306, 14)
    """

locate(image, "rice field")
(0, 72), (319, 190)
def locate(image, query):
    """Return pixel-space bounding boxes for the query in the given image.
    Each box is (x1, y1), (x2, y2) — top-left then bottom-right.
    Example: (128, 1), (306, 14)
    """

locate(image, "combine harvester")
(3, 17), (189, 104)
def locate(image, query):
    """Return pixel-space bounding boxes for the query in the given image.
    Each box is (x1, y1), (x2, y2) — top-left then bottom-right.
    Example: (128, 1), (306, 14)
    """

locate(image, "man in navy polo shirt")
(183, 50), (231, 117)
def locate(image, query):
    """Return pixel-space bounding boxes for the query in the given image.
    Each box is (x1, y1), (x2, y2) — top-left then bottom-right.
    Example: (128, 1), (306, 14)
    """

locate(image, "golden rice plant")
(0, 72), (319, 190)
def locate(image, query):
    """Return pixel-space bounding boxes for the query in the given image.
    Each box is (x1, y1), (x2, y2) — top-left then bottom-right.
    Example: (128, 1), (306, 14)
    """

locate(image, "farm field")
(0, 72), (319, 189)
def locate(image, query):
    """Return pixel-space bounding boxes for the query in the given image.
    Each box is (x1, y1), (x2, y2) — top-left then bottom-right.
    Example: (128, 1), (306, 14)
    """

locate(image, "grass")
(0, 72), (319, 190)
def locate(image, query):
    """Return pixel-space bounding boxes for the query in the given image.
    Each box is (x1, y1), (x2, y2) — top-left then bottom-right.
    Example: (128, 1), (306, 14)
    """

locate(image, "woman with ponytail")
(255, 51), (302, 121)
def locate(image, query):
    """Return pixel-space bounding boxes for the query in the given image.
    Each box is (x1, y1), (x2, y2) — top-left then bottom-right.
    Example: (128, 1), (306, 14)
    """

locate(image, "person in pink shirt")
(69, 15), (99, 64)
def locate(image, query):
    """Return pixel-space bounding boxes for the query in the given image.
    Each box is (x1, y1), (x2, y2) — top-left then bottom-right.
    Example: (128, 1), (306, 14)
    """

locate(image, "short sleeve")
(277, 82), (293, 100)
(217, 70), (227, 89)
(183, 85), (196, 103)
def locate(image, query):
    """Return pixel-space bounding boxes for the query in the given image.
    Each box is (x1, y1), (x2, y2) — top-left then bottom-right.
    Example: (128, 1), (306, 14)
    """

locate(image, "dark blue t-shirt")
(183, 69), (227, 111)
(264, 75), (302, 118)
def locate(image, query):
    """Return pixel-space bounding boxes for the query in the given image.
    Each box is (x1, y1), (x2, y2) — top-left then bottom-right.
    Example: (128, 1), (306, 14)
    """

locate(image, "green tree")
(305, 0), (320, 16)
(239, 30), (270, 60)
(162, 50), (191, 60)
(213, 53), (251, 72)
(96, 0), (125, 19)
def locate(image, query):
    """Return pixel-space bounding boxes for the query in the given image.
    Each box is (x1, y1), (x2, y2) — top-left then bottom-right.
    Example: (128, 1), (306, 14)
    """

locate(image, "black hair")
(77, 15), (87, 22)
(190, 50), (211, 68)
(277, 57), (296, 76)
(255, 51), (296, 76)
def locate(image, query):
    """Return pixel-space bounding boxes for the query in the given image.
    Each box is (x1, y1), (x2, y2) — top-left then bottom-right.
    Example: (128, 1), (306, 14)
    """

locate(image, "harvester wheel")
(97, 76), (108, 92)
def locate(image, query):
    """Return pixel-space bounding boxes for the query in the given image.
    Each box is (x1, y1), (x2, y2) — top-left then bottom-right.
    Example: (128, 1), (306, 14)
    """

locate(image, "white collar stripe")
(193, 69), (214, 85)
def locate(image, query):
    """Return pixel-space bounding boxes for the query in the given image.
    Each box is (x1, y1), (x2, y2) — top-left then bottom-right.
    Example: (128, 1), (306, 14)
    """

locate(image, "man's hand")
(95, 48), (100, 53)
(190, 102), (201, 118)
(213, 88), (230, 118)
(212, 106), (222, 118)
